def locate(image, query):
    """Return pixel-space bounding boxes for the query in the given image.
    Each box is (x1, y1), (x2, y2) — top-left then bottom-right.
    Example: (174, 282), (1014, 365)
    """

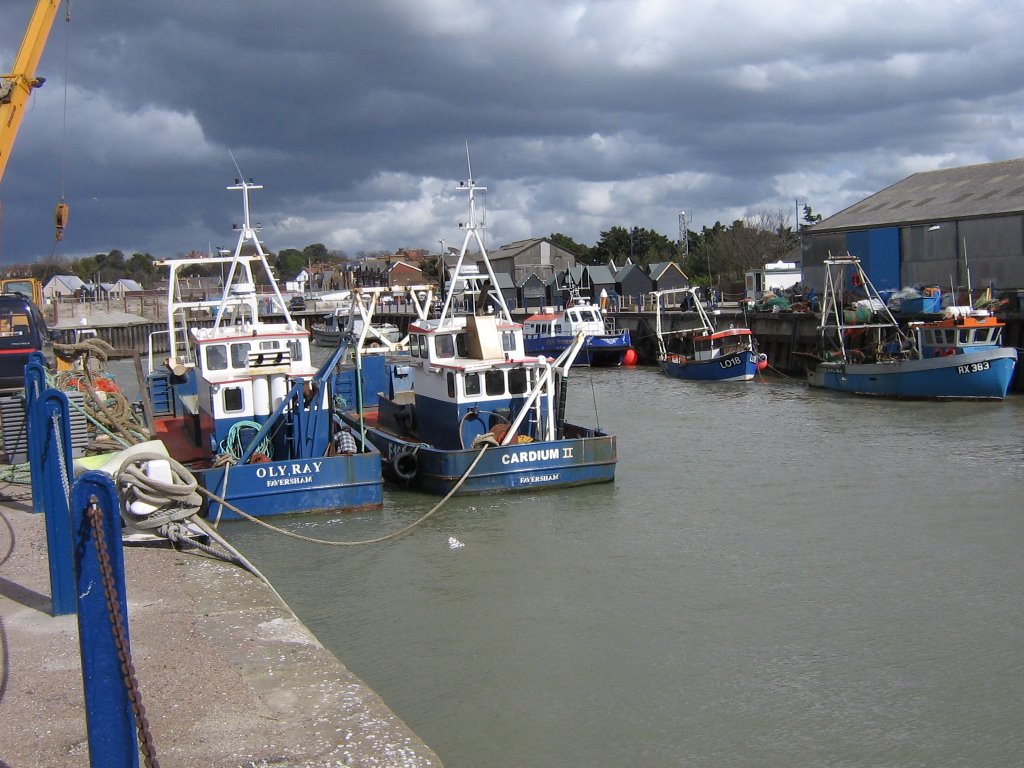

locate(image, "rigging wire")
(49, 1), (72, 257)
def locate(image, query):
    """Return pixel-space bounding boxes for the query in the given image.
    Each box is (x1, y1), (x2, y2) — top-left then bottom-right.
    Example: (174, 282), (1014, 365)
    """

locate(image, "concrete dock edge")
(0, 490), (443, 768)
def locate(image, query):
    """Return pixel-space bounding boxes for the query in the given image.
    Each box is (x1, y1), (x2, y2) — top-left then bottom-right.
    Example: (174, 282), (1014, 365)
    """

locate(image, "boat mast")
(212, 178), (300, 334)
(435, 152), (512, 327)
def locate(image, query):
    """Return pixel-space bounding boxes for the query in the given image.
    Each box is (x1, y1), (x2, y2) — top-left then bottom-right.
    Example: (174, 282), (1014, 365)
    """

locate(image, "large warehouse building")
(803, 157), (1024, 299)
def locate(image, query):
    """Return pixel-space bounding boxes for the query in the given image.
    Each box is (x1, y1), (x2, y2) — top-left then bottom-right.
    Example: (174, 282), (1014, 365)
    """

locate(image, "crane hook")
(54, 200), (69, 240)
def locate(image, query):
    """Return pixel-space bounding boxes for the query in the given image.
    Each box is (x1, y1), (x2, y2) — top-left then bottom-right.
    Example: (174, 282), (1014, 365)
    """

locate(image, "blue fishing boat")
(523, 290), (632, 366)
(652, 287), (766, 382)
(142, 178), (383, 519)
(807, 254), (1018, 399)
(344, 168), (617, 495)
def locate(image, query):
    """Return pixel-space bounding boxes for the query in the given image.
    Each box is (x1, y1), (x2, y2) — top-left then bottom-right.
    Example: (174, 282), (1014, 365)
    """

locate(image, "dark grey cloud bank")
(2, 0), (1023, 264)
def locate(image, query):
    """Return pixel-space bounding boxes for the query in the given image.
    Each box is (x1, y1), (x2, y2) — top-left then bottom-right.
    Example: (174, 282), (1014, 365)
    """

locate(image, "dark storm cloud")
(1, 0), (1023, 264)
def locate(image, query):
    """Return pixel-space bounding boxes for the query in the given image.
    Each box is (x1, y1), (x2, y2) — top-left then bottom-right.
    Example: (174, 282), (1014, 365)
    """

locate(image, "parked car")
(288, 295), (306, 312)
(0, 293), (53, 391)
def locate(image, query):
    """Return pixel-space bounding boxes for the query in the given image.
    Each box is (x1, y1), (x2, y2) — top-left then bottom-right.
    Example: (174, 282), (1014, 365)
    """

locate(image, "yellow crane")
(0, 0), (65, 183)
(1, 0), (69, 253)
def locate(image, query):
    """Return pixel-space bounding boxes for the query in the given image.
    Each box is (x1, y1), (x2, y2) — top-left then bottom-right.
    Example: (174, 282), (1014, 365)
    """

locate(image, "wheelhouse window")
(447, 371), (456, 398)
(435, 334), (455, 358)
(464, 372), (481, 395)
(287, 339), (303, 362)
(508, 367), (527, 394)
(485, 369), (505, 396)
(456, 333), (469, 357)
(206, 344), (228, 370)
(230, 342), (251, 368)
(502, 332), (516, 353)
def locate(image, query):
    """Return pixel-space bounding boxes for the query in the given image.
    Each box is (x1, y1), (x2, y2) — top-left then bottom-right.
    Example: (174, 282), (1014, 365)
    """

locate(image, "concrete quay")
(0, 486), (443, 768)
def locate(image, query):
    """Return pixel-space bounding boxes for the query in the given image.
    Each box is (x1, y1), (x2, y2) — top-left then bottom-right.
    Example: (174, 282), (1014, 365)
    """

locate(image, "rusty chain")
(85, 495), (160, 768)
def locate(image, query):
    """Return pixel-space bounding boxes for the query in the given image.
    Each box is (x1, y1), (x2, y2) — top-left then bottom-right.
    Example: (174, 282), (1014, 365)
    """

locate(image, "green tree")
(801, 204), (823, 228)
(74, 255), (99, 282)
(275, 249), (306, 280)
(127, 252), (155, 275)
(587, 226), (679, 267)
(548, 232), (588, 257)
(302, 243), (329, 264)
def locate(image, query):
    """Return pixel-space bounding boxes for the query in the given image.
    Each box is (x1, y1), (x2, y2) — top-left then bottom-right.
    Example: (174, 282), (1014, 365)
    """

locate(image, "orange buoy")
(623, 348), (639, 366)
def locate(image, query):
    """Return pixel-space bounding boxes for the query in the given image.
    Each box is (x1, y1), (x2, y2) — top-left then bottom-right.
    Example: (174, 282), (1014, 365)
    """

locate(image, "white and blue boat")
(652, 286), (767, 382)
(143, 178), (383, 519)
(344, 170), (617, 495)
(523, 290), (632, 366)
(807, 254), (1018, 399)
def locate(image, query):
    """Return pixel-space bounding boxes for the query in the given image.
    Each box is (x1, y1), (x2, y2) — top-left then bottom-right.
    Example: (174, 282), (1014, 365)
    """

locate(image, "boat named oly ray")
(807, 254), (1018, 399)
(140, 178), (383, 519)
(343, 167), (617, 495)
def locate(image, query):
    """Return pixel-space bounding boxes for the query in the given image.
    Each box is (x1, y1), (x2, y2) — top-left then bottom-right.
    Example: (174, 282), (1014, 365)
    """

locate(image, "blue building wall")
(844, 228), (901, 290)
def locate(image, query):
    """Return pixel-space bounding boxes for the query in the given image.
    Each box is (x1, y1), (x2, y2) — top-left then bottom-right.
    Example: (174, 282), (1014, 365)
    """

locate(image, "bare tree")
(702, 208), (797, 282)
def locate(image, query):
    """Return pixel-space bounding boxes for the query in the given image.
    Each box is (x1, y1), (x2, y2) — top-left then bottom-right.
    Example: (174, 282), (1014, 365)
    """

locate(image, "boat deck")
(152, 414), (210, 466)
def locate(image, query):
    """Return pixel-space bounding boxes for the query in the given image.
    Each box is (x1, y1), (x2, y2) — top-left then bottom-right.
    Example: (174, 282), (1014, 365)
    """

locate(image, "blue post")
(71, 472), (141, 768)
(30, 388), (77, 615)
(24, 357), (47, 514)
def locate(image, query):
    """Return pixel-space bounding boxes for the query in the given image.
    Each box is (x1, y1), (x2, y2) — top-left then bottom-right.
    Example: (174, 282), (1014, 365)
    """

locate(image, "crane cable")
(50, 1), (72, 255)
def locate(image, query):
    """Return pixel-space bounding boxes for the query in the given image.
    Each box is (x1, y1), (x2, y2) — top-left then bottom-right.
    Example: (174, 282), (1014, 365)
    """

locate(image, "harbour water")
(216, 367), (1023, 767)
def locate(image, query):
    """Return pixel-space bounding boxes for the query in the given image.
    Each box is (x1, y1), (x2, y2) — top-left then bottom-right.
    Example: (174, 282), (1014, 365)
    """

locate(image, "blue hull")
(524, 332), (632, 366)
(358, 423), (617, 496)
(196, 451), (384, 520)
(809, 348), (1018, 400)
(658, 350), (760, 382)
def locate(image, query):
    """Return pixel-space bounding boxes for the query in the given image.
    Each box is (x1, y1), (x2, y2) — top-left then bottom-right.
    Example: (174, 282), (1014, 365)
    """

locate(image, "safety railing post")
(30, 387), (76, 615)
(70, 471), (141, 768)
(24, 356), (47, 514)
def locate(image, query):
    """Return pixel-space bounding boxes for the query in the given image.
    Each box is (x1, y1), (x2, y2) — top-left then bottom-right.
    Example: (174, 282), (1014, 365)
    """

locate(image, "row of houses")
(41, 275), (144, 301)
(296, 238), (692, 311)
(38, 238), (693, 312)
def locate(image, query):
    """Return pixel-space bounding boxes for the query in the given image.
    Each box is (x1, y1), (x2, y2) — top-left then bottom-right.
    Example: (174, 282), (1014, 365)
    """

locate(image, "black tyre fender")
(391, 450), (418, 482)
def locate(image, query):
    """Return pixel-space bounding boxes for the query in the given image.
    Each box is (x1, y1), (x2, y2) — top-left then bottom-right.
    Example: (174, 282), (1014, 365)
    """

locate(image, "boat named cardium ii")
(344, 169), (617, 496)
(807, 254), (1018, 400)
(142, 178), (383, 519)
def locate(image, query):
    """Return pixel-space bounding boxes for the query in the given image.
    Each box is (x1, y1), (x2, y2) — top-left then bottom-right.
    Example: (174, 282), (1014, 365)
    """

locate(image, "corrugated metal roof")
(811, 157), (1024, 233)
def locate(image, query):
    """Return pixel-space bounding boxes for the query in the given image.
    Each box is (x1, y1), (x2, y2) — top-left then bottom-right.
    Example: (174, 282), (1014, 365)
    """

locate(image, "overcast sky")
(2, 0), (1023, 266)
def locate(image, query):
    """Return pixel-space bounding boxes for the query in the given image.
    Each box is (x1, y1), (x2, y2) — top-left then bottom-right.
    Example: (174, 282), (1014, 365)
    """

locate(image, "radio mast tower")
(678, 210), (689, 257)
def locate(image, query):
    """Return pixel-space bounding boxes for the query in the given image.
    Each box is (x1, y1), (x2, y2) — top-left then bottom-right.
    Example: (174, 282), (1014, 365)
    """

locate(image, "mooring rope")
(197, 444), (491, 547)
(116, 452), (203, 530)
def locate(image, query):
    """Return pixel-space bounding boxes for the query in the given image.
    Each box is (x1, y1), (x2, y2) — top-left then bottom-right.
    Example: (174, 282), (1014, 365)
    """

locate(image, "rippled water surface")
(225, 368), (1024, 768)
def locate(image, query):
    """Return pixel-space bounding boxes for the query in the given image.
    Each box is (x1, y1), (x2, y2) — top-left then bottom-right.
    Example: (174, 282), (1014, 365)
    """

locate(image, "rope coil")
(116, 452), (203, 529)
